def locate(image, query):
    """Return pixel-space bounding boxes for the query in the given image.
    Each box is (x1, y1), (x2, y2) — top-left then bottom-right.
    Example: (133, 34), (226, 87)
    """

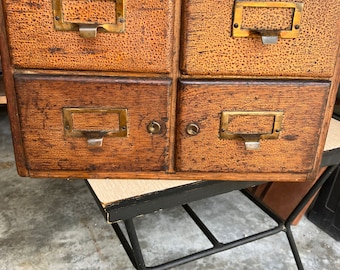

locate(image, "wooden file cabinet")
(0, 0), (339, 182)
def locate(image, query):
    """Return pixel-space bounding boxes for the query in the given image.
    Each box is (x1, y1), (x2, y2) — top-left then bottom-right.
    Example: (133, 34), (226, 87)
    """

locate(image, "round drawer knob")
(147, 121), (162, 134)
(186, 123), (200, 136)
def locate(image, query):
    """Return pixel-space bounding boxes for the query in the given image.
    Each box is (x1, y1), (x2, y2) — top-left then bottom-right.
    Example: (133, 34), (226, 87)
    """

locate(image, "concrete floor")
(0, 105), (339, 270)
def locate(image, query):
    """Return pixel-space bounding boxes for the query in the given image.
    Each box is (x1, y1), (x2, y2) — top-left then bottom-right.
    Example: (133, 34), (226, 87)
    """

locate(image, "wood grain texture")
(3, 0), (174, 73)
(181, 0), (340, 78)
(0, 2), (28, 176)
(1, 0), (339, 183)
(241, 6), (293, 30)
(167, 0), (184, 173)
(15, 75), (171, 173)
(61, 0), (117, 24)
(309, 49), (340, 180)
(28, 170), (310, 182)
(176, 80), (329, 176)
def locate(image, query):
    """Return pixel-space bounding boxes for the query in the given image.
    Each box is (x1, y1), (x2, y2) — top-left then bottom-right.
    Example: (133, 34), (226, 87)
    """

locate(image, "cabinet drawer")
(181, 0), (340, 77)
(15, 75), (171, 174)
(176, 80), (329, 175)
(4, 0), (174, 73)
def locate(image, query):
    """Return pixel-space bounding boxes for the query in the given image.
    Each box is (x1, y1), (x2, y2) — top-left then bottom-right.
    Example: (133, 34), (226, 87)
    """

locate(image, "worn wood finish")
(176, 80), (329, 178)
(181, 0), (340, 78)
(0, 0), (339, 182)
(0, 2), (28, 176)
(307, 48), (340, 180)
(23, 170), (312, 182)
(15, 75), (171, 173)
(3, 0), (174, 73)
(167, 0), (184, 173)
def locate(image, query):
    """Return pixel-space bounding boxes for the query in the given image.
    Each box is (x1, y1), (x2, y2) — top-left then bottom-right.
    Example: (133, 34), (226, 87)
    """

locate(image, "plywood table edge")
(324, 118), (340, 151)
(87, 178), (199, 207)
(0, 96), (7, 104)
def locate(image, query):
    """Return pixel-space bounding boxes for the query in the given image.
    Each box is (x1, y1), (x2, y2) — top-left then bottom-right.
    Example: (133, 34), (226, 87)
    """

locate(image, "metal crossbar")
(108, 165), (340, 270)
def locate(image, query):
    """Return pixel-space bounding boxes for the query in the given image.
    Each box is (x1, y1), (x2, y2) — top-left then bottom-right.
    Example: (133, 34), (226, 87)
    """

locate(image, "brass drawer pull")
(220, 111), (283, 150)
(63, 108), (128, 147)
(232, 1), (303, 44)
(53, 0), (126, 38)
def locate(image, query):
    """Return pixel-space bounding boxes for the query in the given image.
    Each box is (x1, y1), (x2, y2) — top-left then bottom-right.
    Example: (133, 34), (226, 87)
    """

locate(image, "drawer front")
(4, 0), (174, 73)
(181, 0), (340, 77)
(176, 80), (329, 174)
(15, 75), (170, 173)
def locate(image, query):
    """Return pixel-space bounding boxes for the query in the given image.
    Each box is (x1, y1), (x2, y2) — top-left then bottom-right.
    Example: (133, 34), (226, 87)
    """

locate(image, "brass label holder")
(52, 0), (125, 38)
(220, 111), (284, 150)
(63, 108), (127, 147)
(232, 1), (303, 44)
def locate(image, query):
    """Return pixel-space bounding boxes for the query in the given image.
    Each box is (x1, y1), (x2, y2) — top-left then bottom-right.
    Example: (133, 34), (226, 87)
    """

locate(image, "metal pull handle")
(87, 137), (104, 147)
(240, 135), (261, 150)
(63, 108), (128, 147)
(53, 0), (125, 38)
(232, 1), (303, 44)
(78, 24), (100, 39)
(220, 111), (284, 150)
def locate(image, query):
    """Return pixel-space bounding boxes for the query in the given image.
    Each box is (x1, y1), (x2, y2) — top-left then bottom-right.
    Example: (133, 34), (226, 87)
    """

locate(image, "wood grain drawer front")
(4, 0), (174, 73)
(181, 0), (340, 78)
(176, 80), (329, 174)
(15, 75), (171, 174)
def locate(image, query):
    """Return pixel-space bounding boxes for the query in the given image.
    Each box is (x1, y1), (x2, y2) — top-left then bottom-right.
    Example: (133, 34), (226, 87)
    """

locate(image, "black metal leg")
(112, 222), (138, 269)
(285, 224), (304, 270)
(283, 165), (339, 270)
(124, 219), (147, 270)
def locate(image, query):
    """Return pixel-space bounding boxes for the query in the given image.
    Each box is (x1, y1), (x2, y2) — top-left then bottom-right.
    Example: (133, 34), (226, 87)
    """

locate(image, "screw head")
(186, 123), (200, 136)
(147, 121), (162, 134)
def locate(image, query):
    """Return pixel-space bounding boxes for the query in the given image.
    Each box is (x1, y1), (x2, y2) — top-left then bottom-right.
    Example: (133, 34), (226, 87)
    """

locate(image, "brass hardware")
(232, 1), (303, 44)
(261, 34), (279, 45)
(78, 24), (100, 39)
(147, 121), (162, 134)
(186, 123), (200, 136)
(87, 137), (104, 147)
(220, 111), (283, 150)
(53, 0), (125, 38)
(63, 108), (127, 146)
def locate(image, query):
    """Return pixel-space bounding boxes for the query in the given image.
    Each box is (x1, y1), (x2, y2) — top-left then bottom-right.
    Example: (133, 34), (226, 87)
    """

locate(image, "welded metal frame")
(104, 165), (338, 270)
(87, 129), (340, 270)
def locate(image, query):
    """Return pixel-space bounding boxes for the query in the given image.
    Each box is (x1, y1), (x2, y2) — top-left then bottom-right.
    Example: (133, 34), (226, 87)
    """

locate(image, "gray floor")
(0, 105), (339, 270)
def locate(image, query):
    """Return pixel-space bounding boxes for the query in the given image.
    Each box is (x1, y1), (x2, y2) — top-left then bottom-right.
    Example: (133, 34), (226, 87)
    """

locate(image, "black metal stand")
(109, 165), (339, 270)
